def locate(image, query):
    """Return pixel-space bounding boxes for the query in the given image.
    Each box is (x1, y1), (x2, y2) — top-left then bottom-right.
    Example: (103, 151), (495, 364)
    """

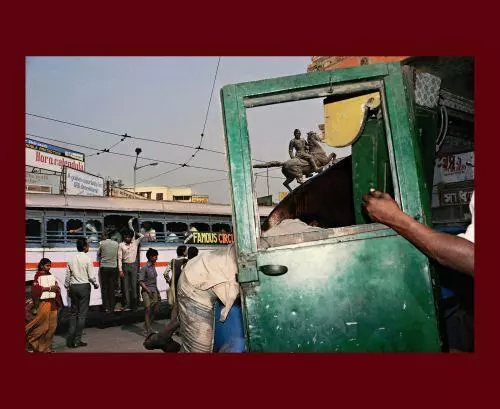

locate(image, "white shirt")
(458, 192), (474, 243)
(65, 252), (97, 287)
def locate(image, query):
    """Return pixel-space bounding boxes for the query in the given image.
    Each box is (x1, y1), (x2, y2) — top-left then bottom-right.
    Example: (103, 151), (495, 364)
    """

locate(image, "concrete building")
(307, 56), (409, 72)
(123, 185), (193, 201)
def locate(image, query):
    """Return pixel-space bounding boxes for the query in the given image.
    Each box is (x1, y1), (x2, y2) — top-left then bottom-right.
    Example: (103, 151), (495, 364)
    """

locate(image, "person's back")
(98, 236), (119, 313)
(65, 238), (98, 348)
(67, 252), (94, 285)
(99, 238), (119, 268)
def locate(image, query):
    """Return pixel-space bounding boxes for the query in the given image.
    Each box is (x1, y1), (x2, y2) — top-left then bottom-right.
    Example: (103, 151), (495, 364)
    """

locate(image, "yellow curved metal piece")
(323, 92), (381, 147)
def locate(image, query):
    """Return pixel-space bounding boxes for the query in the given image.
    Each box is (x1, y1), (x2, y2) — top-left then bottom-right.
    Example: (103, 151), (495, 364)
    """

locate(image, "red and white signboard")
(26, 148), (85, 172)
(433, 151), (474, 185)
(26, 138), (85, 172)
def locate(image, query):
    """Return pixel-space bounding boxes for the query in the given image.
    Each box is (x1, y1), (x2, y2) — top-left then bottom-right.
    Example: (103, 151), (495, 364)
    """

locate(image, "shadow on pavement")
(56, 302), (172, 334)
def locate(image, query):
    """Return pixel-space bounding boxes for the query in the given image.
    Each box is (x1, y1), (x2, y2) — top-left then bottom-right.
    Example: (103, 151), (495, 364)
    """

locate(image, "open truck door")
(221, 62), (441, 352)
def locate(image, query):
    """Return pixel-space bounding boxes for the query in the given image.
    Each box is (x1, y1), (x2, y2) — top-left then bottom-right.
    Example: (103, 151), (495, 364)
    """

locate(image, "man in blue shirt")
(138, 248), (161, 336)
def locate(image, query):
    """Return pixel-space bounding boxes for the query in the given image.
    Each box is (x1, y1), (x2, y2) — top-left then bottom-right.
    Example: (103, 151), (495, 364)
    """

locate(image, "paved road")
(50, 303), (180, 353)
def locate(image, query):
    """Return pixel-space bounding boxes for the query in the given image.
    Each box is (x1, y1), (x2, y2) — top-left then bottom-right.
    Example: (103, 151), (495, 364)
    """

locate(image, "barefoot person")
(139, 248), (161, 336)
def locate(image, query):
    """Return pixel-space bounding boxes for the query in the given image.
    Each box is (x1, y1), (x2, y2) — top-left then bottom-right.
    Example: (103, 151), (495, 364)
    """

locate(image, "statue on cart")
(254, 129), (336, 192)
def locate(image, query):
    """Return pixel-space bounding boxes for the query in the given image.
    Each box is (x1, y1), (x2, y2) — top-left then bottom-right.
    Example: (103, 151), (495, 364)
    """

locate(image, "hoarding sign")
(439, 181), (474, 207)
(26, 138), (85, 172)
(434, 151), (474, 184)
(26, 172), (61, 194)
(110, 187), (147, 199)
(65, 168), (104, 196)
(192, 195), (209, 203)
(26, 138), (85, 161)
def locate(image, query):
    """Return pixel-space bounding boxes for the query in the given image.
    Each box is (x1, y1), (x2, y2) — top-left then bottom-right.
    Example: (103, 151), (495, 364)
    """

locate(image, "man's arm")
(288, 140), (295, 159)
(117, 244), (124, 277)
(135, 232), (145, 244)
(64, 263), (71, 289)
(87, 257), (99, 288)
(128, 217), (135, 233)
(362, 190), (474, 276)
(138, 267), (152, 295)
(163, 261), (173, 285)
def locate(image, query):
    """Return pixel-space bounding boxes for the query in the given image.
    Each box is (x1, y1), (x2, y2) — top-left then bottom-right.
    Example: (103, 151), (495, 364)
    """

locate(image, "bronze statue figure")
(288, 129), (319, 172)
(254, 130), (337, 192)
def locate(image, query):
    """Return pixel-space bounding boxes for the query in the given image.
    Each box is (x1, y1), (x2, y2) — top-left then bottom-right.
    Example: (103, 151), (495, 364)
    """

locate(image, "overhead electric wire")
(26, 111), (272, 165)
(87, 136), (127, 157)
(26, 132), (227, 173)
(26, 112), (225, 155)
(172, 177), (229, 187)
(137, 57), (222, 185)
(179, 57), (222, 168)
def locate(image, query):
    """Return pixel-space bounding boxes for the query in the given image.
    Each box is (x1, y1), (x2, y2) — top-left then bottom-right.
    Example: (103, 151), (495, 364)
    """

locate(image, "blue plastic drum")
(213, 300), (245, 353)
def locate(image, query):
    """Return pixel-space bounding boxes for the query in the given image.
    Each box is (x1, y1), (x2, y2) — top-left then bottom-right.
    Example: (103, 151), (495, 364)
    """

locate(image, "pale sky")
(26, 57), (350, 203)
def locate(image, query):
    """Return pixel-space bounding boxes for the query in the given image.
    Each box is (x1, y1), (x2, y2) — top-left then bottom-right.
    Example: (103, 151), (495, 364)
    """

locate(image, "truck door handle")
(258, 264), (288, 276)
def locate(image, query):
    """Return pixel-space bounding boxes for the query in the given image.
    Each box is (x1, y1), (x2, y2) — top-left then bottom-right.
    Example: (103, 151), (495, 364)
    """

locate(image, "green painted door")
(248, 232), (438, 352)
(221, 63), (441, 352)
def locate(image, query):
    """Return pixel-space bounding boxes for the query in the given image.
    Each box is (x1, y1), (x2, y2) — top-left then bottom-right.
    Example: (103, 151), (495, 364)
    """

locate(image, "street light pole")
(133, 148), (158, 196)
(134, 148), (142, 195)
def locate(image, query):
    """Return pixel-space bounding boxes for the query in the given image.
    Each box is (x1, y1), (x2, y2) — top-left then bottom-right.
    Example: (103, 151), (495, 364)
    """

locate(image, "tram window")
(246, 93), (395, 243)
(190, 222), (210, 232)
(67, 219), (84, 237)
(166, 222), (187, 243)
(26, 219), (41, 243)
(86, 219), (102, 243)
(46, 218), (65, 243)
(212, 223), (231, 233)
(140, 221), (164, 242)
(167, 222), (187, 232)
(104, 215), (134, 242)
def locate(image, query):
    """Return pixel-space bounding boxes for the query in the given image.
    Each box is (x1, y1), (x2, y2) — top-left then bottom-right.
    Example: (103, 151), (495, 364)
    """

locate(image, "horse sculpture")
(253, 132), (337, 192)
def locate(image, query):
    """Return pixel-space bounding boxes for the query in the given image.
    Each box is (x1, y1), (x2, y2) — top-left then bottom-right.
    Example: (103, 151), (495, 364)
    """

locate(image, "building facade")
(124, 185), (194, 202)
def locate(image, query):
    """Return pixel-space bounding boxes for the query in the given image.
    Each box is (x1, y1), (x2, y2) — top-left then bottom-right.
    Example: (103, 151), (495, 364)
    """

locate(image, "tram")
(25, 193), (273, 307)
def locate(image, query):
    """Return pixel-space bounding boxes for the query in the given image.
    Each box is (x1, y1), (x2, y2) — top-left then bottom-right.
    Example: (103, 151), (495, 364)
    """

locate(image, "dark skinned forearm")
(387, 212), (474, 276)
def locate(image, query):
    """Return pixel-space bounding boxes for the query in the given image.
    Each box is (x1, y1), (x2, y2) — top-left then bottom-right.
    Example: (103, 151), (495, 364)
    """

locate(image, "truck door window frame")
(221, 63), (429, 281)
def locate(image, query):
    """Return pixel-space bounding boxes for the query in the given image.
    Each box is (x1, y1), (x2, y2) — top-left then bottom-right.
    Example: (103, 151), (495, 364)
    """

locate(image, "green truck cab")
(220, 59), (472, 352)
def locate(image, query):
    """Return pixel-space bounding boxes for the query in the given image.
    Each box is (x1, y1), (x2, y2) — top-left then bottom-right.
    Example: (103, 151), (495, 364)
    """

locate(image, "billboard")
(192, 195), (209, 203)
(434, 151), (474, 185)
(26, 172), (61, 194)
(110, 186), (147, 199)
(438, 181), (474, 207)
(26, 138), (85, 172)
(65, 168), (104, 197)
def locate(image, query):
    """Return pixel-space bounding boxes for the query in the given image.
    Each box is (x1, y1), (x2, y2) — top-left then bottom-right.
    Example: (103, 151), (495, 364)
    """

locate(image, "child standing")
(139, 248), (161, 336)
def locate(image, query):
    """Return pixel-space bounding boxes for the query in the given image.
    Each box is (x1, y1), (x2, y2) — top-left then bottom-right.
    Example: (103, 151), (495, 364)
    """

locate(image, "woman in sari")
(25, 258), (63, 352)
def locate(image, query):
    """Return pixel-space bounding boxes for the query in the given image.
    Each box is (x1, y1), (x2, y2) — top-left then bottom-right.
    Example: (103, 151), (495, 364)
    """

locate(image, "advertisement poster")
(26, 138), (85, 172)
(65, 168), (104, 196)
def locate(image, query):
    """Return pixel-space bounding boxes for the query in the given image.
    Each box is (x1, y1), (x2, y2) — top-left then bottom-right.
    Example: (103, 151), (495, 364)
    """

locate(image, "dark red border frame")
(3, 1), (498, 405)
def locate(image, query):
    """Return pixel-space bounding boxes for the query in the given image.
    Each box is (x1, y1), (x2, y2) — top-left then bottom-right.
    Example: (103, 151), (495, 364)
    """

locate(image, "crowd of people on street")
(25, 214), (204, 352)
(25, 188), (474, 353)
